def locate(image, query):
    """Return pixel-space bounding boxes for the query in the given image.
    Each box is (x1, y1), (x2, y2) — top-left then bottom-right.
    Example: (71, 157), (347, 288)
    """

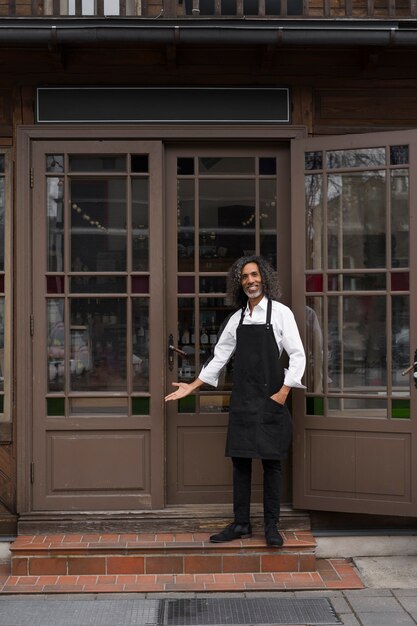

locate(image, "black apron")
(225, 298), (292, 460)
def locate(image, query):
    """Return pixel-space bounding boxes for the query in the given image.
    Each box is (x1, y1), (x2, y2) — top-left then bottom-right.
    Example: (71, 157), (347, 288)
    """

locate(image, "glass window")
(304, 140), (413, 419)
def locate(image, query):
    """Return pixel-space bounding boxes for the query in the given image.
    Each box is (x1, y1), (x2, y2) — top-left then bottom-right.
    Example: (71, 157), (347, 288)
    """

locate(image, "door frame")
(291, 129), (417, 516)
(15, 124), (306, 515)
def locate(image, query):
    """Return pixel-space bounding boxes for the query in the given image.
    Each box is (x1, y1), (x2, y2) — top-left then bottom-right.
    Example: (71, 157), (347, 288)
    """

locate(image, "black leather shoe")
(209, 522), (252, 543)
(265, 525), (284, 547)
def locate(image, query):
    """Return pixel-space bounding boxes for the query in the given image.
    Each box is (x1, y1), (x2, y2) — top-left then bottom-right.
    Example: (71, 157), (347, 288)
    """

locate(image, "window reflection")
(132, 299), (149, 392)
(48, 298), (65, 392)
(199, 179), (256, 271)
(47, 177), (64, 272)
(328, 172), (386, 269)
(328, 295), (386, 391)
(305, 174), (323, 271)
(391, 169), (409, 268)
(392, 295), (409, 389)
(71, 179), (126, 272)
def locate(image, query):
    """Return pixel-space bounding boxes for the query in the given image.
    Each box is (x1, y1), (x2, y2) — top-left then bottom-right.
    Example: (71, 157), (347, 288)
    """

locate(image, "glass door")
(31, 140), (164, 511)
(165, 144), (291, 504)
(292, 131), (417, 516)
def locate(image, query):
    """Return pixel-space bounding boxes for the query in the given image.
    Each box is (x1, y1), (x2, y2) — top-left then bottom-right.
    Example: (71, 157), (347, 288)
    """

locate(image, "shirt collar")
(244, 295), (268, 315)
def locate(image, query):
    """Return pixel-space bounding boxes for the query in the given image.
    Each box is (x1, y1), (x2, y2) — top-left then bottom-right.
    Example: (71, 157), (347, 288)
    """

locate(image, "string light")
(71, 202), (107, 231)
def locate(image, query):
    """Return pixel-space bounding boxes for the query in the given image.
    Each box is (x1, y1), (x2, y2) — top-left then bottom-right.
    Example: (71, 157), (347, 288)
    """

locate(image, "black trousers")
(232, 456), (282, 526)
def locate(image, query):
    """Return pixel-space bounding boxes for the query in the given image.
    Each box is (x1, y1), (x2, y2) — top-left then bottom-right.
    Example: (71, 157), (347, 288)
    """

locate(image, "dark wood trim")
(17, 505), (310, 534)
(0, 423), (12, 444)
(16, 125), (307, 142)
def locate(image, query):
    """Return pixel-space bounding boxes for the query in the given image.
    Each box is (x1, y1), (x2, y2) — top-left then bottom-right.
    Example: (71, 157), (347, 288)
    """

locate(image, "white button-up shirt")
(199, 296), (306, 389)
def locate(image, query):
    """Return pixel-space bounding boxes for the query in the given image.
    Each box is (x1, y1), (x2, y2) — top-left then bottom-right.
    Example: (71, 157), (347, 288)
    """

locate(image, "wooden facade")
(1, 8), (417, 534)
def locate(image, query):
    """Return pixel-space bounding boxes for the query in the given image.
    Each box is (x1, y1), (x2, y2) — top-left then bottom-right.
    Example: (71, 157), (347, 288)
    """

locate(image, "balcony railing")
(37, 0), (417, 17)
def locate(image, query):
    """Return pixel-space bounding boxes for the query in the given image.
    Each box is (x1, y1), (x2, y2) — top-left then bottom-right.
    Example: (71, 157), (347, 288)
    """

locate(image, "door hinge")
(30, 462), (35, 484)
(30, 167), (34, 189)
(30, 314), (34, 336)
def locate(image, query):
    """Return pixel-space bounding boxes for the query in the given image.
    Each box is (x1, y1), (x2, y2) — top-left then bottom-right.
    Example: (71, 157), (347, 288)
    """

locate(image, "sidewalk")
(0, 587), (416, 625)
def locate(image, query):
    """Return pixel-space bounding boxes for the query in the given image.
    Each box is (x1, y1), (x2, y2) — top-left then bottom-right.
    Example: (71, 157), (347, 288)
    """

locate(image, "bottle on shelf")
(181, 328), (190, 344)
(200, 327), (209, 345)
(209, 316), (217, 345)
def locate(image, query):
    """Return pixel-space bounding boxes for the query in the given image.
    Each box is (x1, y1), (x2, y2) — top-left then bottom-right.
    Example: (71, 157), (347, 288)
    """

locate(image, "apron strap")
(266, 298), (272, 329)
(238, 299), (272, 327)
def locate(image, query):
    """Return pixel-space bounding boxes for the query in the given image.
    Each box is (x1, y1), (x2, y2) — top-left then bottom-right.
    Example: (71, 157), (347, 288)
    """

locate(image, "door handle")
(402, 350), (417, 388)
(168, 334), (187, 371)
(402, 362), (417, 376)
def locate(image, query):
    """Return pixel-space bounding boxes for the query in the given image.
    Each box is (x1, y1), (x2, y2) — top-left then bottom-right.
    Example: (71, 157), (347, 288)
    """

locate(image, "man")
(165, 255), (305, 547)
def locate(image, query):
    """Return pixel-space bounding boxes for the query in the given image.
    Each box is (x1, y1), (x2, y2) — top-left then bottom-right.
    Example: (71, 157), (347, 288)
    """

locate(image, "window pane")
(132, 178), (149, 271)
(178, 276), (195, 294)
(132, 397), (150, 415)
(199, 276), (227, 293)
(178, 179), (195, 272)
(0, 155), (4, 173)
(200, 297), (232, 389)
(177, 158), (194, 176)
(260, 179), (277, 267)
(259, 158), (276, 175)
(391, 169), (409, 268)
(328, 295), (386, 392)
(390, 145), (409, 165)
(328, 172), (386, 269)
(70, 298), (126, 392)
(178, 297), (195, 382)
(199, 179), (255, 271)
(305, 151), (322, 171)
(200, 394), (231, 412)
(131, 155), (149, 173)
(71, 276), (126, 294)
(306, 297), (324, 394)
(199, 157), (254, 175)
(326, 148), (386, 169)
(48, 299), (65, 392)
(71, 179), (126, 272)
(47, 276), (65, 294)
(327, 273), (386, 291)
(46, 155), (64, 173)
(69, 155), (126, 172)
(132, 299), (149, 392)
(305, 174), (323, 270)
(47, 177), (64, 272)
(328, 397), (387, 417)
(392, 295), (409, 389)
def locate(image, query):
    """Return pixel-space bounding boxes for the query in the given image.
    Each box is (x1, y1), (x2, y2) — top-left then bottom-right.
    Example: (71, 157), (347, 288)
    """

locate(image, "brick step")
(10, 530), (317, 577)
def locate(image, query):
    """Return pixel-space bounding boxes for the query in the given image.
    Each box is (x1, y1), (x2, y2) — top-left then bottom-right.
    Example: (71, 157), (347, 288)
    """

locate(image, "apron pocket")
(260, 400), (292, 458)
(226, 412), (256, 456)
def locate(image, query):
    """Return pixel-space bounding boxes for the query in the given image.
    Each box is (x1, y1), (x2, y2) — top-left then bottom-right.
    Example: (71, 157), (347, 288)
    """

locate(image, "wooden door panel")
(31, 139), (164, 511)
(292, 129), (417, 516)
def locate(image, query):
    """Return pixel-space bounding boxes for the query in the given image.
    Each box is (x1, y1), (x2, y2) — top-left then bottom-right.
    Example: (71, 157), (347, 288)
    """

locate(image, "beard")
(243, 286), (263, 299)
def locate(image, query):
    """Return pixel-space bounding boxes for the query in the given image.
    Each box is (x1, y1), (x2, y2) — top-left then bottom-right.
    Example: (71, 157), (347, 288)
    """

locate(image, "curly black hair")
(226, 255), (281, 308)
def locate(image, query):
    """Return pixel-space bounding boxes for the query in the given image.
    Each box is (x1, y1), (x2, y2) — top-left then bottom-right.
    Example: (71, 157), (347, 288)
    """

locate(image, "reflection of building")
(0, 3), (416, 540)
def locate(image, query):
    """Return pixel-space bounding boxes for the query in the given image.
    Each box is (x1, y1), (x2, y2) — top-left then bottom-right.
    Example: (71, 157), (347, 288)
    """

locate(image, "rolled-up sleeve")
(198, 313), (238, 387)
(274, 307), (306, 389)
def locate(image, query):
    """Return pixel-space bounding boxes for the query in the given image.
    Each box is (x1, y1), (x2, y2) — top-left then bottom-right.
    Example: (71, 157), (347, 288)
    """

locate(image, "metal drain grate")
(0, 597), (341, 626)
(163, 597), (341, 625)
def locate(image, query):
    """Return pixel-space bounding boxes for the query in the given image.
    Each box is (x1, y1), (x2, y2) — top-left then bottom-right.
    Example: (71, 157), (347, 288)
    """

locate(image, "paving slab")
(353, 556), (417, 589)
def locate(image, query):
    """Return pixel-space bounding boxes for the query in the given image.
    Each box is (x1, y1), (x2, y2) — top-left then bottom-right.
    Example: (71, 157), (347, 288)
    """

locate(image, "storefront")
(1, 15), (417, 533)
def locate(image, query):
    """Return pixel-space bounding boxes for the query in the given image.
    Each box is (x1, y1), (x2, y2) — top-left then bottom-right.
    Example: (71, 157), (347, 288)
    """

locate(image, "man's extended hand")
(165, 378), (204, 402)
